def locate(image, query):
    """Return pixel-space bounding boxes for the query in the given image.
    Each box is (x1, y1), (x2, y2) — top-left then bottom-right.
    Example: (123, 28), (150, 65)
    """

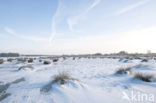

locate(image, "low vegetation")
(133, 72), (155, 82)
(53, 58), (58, 62)
(43, 61), (51, 65)
(40, 72), (79, 93)
(7, 58), (13, 62)
(52, 72), (77, 85)
(141, 59), (148, 62)
(39, 60), (42, 62)
(28, 58), (33, 63)
(115, 67), (131, 75)
(0, 59), (4, 64)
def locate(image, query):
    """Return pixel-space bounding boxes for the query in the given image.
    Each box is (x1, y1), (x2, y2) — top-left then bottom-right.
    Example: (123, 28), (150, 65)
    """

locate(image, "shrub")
(40, 72), (78, 93)
(53, 72), (71, 84)
(115, 67), (131, 75)
(53, 58), (58, 62)
(28, 58), (33, 63)
(52, 72), (78, 85)
(0, 59), (4, 64)
(39, 60), (42, 62)
(133, 72), (155, 82)
(7, 58), (13, 62)
(141, 59), (148, 62)
(43, 61), (51, 65)
(123, 59), (129, 63)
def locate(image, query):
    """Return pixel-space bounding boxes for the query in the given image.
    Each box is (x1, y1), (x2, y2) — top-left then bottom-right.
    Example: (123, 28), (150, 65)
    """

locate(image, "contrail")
(49, 0), (101, 44)
(49, 0), (62, 45)
(67, 0), (101, 32)
(4, 27), (47, 42)
(115, 0), (151, 15)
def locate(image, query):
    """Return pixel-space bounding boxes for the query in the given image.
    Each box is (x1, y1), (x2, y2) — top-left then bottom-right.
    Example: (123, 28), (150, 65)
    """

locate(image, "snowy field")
(0, 57), (156, 103)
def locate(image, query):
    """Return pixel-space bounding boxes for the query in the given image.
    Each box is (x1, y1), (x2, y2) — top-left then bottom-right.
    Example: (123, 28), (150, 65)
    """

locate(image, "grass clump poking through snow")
(39, 59), (42, 62)
(52, 72), (78, 85)
(115, 67), (131, 75)
(40, 72), (79, 93)
(133, 72), (155, 82)
(53, 58), (58, 62)
(28, 58), (33, 63)
(7, 58), (13, 62)
(141, 59), (148, 62)
(0, 59), (4, 64)
(43, 61), (51, 65)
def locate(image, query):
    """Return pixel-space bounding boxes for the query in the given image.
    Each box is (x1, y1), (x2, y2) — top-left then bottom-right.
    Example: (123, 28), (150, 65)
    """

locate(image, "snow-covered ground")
(0, 57), (156, 103)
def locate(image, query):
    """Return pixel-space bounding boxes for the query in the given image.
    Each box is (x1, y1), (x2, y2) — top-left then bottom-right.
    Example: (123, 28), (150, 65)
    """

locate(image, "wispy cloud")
(49, 0), (101, 44)
(67, 0), (101, 31)
(88, 0), (101, 11)
(49, 0), (62, 44)
(4, 27), (47, 42)
(4, 27), (16, 35)
(115, 0), (151, 16)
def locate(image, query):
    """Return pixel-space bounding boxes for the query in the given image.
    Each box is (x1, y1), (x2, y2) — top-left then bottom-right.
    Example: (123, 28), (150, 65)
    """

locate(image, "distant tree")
(118, 51), (128, 55)
(0, 53), (20, 57)
(94, 53), (102, 56)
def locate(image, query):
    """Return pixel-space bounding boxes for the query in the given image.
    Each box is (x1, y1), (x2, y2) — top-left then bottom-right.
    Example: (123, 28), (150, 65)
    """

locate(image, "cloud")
(115, 0), (151, 15)
(67, 0), (101, 31)
(4, 27), (16, 35)
(49, 0), (101, 44)
(49, 0), (62, 44)
(88, 0), (101, 11)
(4, 27), (47, 42)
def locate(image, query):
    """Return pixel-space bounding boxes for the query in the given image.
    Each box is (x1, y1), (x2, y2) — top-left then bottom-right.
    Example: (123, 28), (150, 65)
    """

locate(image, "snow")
(0, 57), (156, 103)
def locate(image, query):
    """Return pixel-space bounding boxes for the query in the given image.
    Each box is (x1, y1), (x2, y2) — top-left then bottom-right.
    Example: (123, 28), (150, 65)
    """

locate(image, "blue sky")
(0, 0), (156, 54)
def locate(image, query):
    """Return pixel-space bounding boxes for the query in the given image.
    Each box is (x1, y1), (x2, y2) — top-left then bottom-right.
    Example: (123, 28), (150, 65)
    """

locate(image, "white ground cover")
(0, 57), (156, 103)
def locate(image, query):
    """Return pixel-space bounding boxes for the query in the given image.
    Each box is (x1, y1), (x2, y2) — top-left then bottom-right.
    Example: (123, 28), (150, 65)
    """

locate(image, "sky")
(0, 0), (156, 55)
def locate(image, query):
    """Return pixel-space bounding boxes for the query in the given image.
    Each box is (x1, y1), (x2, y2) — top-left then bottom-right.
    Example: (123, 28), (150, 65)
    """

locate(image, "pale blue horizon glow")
(0, 0), (156, 55)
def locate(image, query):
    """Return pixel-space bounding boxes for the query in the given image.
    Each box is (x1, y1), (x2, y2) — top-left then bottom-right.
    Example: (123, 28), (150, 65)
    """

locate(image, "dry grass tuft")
(133, 72), (155, 82)
(0, 59), (4, 64)
(115, 67), (131, 75)
(7, 58), (13, 62)
(40, 72), (79, 93)
(141, 59), (148, 62)
(43, 61), (51, 65)
(53, 58), (58, 62)
(28, 58), (33, 63)
(39, 60), (42, 62)
(52, 72), (78, 85)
